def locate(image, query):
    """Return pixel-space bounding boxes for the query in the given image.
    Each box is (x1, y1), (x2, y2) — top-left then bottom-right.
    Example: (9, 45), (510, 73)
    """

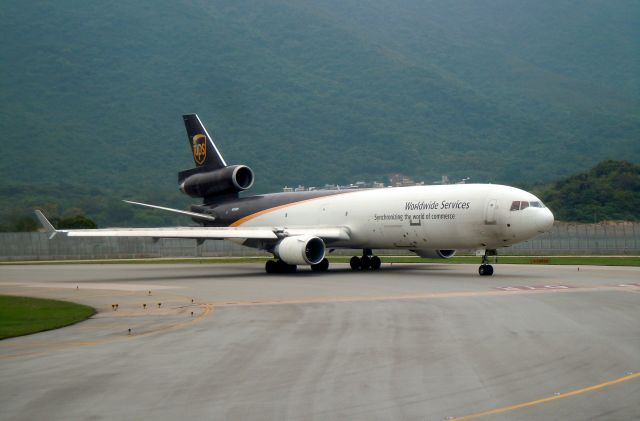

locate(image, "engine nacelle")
(413, 249), (457, 259)
(274, 235), (326, 265)
(180, 165), (254, 198)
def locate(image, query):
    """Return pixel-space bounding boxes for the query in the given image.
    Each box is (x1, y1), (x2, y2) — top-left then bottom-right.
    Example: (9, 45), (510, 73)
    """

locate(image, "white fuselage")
(237, 184), (554, 251)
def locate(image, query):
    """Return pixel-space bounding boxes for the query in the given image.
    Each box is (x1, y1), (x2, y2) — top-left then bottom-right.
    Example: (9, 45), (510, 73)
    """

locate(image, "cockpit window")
(510, 200), (545, 211)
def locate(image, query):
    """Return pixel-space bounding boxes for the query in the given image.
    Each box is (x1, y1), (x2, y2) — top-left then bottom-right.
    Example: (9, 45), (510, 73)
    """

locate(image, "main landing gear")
(265, 259), (296, 274)
(350, 249), (381, 271)
(311, 258), (330, 272)
(265, 258), (330, 274)
(478, 250), (496, 276)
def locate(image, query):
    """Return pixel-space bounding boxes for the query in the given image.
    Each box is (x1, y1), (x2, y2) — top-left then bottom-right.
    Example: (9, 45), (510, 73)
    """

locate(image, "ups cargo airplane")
(36, 114), (554, 275)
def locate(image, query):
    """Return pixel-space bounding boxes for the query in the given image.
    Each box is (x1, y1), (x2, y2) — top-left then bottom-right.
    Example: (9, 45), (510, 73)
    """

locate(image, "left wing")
(35, 210), (276, 240)
(34, 210), (350, 242)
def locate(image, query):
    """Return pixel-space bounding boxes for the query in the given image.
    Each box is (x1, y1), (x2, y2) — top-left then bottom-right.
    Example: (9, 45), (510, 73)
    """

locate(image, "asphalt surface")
(1, 262), (639, 421)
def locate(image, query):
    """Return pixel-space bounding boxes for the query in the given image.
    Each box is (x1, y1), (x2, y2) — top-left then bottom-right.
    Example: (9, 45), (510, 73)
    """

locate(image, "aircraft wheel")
(370, 256), (381, 270)
(478, 264), (494, 276)
(350, 256), (361, 270)
(276, 260), (297, 273)
(284, 263), (297, 273)
(311, 258), (329, 272)
(265, 260), (277, 274)
(360, 255), (371, 270)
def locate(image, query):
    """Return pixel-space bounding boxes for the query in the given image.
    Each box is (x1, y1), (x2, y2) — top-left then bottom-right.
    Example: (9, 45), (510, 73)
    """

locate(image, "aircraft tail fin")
(182, 114), (227, 170)
(179, 114), (253, 202)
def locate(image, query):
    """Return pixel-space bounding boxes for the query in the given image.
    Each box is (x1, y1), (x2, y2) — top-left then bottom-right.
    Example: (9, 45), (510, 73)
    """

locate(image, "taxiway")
(1, 263), (639, 420)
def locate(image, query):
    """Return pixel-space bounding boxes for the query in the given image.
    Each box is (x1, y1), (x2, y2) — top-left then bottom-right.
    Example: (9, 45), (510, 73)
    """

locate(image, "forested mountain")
(3, 160), (638, 230)
(533, 161), (640, 222)
(1, 1), (638, 226)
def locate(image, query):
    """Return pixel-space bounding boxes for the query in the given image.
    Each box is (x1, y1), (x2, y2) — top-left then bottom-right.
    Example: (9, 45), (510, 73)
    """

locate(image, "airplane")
(36, 114), (554, 275)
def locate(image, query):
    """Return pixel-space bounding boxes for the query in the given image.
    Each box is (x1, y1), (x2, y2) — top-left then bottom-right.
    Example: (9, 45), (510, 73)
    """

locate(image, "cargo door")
(484, 199), (497, 225)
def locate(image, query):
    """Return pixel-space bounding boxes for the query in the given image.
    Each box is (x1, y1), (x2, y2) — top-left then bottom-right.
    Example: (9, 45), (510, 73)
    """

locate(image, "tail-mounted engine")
(179, 165), (254, 199)
(180, 114), (255, 200)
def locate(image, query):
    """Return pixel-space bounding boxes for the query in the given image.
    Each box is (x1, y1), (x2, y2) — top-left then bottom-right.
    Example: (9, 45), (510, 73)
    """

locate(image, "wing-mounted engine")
(179, 165), (254, 199)
(412, 249), (456, 259)
(275, 235), (326, 265)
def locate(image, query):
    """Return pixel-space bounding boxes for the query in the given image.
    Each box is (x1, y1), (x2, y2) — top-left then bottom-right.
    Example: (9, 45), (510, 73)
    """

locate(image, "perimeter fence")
(502, 221), (640, 255)
(0, 221), (638, 261)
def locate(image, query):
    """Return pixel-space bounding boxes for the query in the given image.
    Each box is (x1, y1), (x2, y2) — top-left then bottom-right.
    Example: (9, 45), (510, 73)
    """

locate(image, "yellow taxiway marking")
(452, 372), (640, 420)
(0, 303), (214, 359)
(214, 285), (626, 307)
(130, 303), (214, 339)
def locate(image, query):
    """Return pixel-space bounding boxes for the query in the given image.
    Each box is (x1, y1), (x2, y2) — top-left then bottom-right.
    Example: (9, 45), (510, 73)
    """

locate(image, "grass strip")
(0, 295), (95, 340)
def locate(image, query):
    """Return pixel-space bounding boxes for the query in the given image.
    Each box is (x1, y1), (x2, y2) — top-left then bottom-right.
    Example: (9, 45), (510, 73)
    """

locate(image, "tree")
(12, 215), (38, 232)
(56, 215), (98, 229)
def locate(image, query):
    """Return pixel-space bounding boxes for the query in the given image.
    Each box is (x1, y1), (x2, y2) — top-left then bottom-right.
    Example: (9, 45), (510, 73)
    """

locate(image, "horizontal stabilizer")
(123, 200), (217, 222)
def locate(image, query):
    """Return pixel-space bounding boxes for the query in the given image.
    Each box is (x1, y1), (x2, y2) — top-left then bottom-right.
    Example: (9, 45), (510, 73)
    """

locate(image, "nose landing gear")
(350, 249), (382, 271)
(478, 264), (494, 276)
(479, 249), (496, 276)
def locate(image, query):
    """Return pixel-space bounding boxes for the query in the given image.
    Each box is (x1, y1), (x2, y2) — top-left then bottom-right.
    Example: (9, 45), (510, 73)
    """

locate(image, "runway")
(1, 262), (639, 420)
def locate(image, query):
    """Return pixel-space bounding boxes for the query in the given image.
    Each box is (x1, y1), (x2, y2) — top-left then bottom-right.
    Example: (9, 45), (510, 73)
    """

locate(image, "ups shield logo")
(192, 134), (207, 166)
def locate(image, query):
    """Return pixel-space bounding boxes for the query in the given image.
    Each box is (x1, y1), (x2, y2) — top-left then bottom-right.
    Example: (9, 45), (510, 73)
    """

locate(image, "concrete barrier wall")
(1, 221), (639, 261)
(0, 233), (269, 261)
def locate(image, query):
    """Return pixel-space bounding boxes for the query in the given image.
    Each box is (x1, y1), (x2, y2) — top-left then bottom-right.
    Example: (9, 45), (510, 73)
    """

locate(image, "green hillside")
(533, 160), (640, 222)
(0, 0), (638, 224)
(2, 160), (638, 229)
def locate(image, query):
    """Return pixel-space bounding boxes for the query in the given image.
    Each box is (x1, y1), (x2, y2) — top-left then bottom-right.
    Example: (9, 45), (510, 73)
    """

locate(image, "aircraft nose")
(536, 208), (554, 232)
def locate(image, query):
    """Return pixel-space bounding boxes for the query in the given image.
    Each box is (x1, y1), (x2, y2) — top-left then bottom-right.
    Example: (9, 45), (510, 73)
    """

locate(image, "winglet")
(34, 210), (58, 239)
